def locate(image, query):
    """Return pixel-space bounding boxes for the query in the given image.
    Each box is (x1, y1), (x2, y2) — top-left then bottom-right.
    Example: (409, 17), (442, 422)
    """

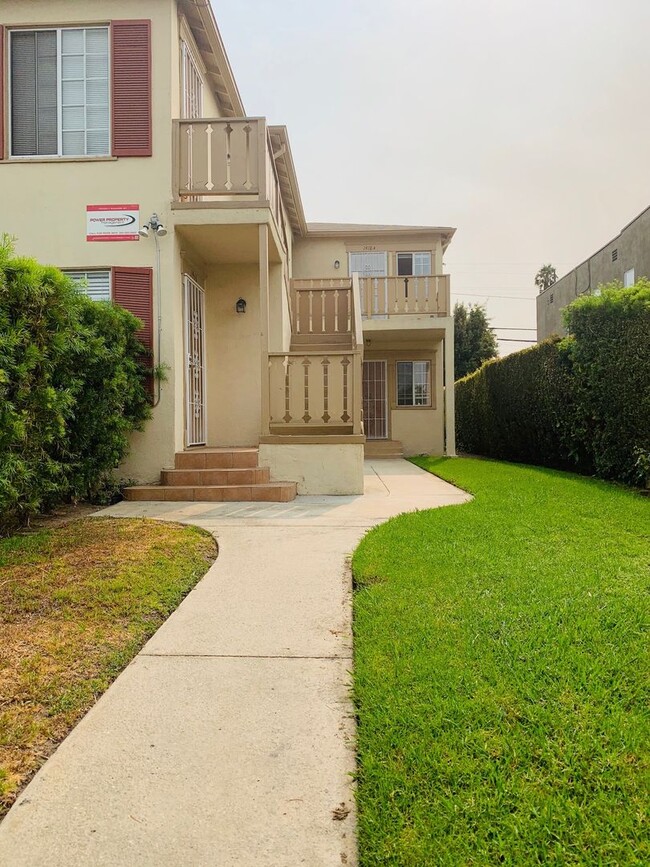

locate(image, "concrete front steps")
(124, 448), (297, 503)
(364, 439), (404, 459)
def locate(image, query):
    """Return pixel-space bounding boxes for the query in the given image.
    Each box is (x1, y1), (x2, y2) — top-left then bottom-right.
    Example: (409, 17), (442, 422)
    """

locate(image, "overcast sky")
(213, 0), (650, 353)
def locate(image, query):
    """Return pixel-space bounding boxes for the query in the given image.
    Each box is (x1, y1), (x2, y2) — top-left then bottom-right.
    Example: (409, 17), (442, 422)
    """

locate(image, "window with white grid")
(65, 269), (111, 302)
(396, 361), (430, 406)
(10, 27), (110, 157)
(181, 40), (203, 119)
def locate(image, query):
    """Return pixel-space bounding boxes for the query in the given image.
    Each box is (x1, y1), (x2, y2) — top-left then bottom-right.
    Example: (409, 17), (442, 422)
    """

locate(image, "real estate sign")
(86, 204), (140, 241)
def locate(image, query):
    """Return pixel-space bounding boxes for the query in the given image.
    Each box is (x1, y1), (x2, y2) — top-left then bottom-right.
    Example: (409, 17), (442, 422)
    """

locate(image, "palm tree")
(535, 264), (558, 293)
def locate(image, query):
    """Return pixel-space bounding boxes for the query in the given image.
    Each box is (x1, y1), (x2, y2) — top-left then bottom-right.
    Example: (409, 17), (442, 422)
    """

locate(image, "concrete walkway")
(0, 460), (469, 867)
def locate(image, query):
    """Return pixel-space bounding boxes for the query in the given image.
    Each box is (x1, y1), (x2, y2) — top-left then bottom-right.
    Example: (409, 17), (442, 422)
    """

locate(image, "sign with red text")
(86, 204), (140, 241)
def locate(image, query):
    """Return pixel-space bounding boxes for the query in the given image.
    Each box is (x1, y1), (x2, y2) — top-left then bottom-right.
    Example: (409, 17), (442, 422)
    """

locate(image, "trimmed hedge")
(0, 237), (151, 533)
(455, 281), (650, 486)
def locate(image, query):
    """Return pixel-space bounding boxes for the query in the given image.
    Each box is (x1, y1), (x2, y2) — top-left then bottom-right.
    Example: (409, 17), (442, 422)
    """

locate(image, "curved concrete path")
(0, 459), (469, 867)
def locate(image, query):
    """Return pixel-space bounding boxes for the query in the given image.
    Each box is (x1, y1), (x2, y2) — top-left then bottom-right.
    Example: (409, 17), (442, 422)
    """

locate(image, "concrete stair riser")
(160, 467), (271, 486)
(174, 448), (259, 470)
(123, 448), (297, 503)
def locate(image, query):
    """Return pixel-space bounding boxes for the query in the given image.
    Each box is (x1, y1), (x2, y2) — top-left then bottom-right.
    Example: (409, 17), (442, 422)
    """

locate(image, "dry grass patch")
(0, 517), (216, 817)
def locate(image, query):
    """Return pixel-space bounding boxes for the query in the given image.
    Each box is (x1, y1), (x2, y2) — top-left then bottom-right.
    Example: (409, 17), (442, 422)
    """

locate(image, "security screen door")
(363, 360), (388, 439)
(183, 275), (207, 446)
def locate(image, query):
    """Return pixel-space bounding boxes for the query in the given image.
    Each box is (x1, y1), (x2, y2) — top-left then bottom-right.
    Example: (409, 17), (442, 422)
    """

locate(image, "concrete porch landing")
(0, 460), (470, 867)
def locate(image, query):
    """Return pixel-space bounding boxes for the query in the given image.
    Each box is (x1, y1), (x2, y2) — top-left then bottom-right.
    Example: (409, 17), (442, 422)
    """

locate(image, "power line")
(497, 338), (537, 343)
(493, 327), (536, 331)
(452, 292), (533, 300)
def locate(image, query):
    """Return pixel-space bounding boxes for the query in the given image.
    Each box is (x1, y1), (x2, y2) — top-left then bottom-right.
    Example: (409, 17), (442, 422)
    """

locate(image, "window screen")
(348, 252), (388, 276)
(65, 269), (111, 302)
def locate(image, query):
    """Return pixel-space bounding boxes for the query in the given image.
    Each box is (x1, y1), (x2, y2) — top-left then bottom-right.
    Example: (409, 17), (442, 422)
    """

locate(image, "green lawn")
(353, 457), (649, 866)
(0, 517), (216, 818)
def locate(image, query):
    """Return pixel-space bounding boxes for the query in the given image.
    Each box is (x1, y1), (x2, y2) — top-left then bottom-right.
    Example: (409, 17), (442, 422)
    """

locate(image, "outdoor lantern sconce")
(235, 298), (247, 314)
(334, 259), (341, 269)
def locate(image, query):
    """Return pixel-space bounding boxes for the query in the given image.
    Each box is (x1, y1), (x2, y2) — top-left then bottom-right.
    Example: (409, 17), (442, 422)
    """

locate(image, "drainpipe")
(151, 229), (163, 408)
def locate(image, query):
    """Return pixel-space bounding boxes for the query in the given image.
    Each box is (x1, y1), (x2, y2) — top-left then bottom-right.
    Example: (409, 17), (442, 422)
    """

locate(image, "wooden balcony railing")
(358, 274), (450, 317)
(291, 279), (353, 336)
(268, 350), (363, 434)
(173, 116), (289, 249)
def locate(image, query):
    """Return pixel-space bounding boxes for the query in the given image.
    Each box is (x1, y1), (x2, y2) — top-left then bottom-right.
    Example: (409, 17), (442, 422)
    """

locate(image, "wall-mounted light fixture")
(235, 298), (247, 314)
(139, 213), (167, 238)
(334, 259), (341, 269)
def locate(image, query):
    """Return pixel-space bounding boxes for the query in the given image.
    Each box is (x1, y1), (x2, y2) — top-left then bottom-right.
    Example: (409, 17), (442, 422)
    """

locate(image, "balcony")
(172, 117), (289, 249)
(358, 274), (450, 318)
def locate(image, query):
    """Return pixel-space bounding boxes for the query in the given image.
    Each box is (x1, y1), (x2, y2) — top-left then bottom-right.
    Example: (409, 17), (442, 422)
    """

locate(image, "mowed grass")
(353, 457), (649, 866)
(0, 517), (216, 817)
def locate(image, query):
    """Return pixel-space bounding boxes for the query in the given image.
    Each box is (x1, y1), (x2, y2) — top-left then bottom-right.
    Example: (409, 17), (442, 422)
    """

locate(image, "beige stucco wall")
(364, 344), (444, 456)
(537, 206), (650, 340)
(204, 264), (262, 447)
(293, 233), (444, 280)
(0, 0), (184, 484)
(258, 443), (364, 495)
(0, 0), (242, 482)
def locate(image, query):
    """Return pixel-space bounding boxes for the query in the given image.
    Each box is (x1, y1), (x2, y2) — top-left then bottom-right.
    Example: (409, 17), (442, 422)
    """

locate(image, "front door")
(363, 360), (388, 439)
(183, 274), (207, 446)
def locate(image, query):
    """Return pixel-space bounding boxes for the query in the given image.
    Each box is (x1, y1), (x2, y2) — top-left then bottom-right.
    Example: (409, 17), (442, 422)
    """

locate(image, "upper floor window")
(623, 267), (635, 288)
(349, 251), (388, 277)
(10, 27), (110, 157)
(181, 40), (203, 119)
(65, 269), (111, 301)
(397, 252), (432, 276)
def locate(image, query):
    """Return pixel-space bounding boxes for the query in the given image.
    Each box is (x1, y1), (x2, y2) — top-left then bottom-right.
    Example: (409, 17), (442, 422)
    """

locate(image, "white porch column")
(259, 224), (271, 437)
(443, 321), (456, 456)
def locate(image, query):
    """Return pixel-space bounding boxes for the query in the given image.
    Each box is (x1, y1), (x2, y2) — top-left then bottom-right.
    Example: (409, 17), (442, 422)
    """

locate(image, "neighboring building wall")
(537, 206), (650, 340)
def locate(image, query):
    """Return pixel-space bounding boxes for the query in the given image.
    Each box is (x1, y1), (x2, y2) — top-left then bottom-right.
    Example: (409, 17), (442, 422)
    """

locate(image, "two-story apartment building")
(0, 0), (456, 499)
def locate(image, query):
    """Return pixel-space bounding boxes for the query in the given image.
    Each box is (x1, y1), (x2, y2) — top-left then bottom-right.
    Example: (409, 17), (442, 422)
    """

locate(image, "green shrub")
(455, 282), (650, 486)
(0, 237), (150, 533)
(564, 282), (650, 485)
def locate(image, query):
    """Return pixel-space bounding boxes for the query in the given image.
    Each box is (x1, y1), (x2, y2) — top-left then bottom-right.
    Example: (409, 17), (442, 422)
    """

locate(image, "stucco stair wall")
(364, 439), (404, 459)
(124, 449), (297, 502)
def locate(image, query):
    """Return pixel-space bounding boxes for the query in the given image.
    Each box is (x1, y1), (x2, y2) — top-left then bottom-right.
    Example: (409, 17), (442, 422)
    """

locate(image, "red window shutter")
(112, 267), (154, 353)
(111, 20), (152, 157)
(0, 26), (5, 161)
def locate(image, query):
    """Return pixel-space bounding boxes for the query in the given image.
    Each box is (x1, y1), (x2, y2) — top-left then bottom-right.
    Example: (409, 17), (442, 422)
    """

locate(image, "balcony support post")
(259, 223), (271, 437)
(443, 320), (456, 456)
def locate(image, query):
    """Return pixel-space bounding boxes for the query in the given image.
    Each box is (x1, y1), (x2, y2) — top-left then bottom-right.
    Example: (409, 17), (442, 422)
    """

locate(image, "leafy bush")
(455, 282), (650, 486)
(0, 237), (151, 533)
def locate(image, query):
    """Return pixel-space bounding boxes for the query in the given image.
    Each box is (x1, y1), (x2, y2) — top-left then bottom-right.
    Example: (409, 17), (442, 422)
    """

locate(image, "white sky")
(212, 0), (650, 354)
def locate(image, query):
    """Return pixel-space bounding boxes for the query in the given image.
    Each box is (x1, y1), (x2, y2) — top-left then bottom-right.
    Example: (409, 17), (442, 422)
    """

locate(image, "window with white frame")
(65, 269), (111, 302)
(623, 267), (635, 288)
(396, 252), (432, 277)
(396, 361), (431, 406)
(348, 251), (388, 277)
(10, 27), (110, 157)
(181, 40), (203, 119)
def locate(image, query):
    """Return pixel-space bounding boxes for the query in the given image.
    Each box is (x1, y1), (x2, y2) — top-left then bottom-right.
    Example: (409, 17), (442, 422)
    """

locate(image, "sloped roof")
(178, 0), (244, 117)
(307, 222), (456, 250)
